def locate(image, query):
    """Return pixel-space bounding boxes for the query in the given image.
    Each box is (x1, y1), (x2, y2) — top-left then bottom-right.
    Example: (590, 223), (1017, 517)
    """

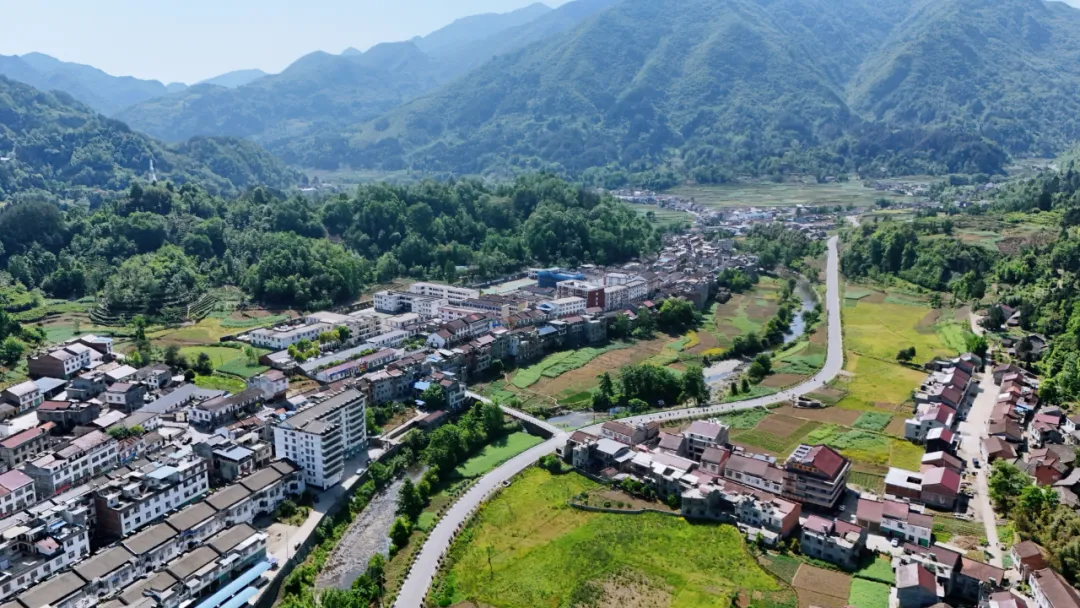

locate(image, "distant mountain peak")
(341, 47), (363, 56)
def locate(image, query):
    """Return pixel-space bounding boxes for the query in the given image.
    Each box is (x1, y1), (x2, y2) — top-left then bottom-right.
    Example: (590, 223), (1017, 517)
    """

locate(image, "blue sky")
(0, 0), (566, 84)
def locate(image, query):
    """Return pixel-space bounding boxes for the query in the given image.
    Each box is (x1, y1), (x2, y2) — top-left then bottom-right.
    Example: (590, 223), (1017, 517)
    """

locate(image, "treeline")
(591, 363), (710, 412)
(740, 224), (825, 272)
(840, 223), (995, 296)
(0, 174), (658, 315)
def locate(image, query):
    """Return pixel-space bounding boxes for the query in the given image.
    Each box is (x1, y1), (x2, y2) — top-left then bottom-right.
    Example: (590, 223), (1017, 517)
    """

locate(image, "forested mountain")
(115, 0), (615, 166)
(333, 0), (1080, 183)
(0, 52), (181, 115)
(848, 0), (1080, 157)
(197, 69), (268, 89)
(0, 76), (297, 200)
(412, 3), (552, 56)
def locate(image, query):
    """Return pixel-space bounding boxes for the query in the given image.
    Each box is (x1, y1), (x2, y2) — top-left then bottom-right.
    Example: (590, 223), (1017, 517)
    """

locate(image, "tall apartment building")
(0, 470), (35, 517)
(782, 444), (851, 509)
(273, 389), (367, 489)
(94, 453), (210, 538)
(374, 290), (448, 318)
(408, 282), (479, 305)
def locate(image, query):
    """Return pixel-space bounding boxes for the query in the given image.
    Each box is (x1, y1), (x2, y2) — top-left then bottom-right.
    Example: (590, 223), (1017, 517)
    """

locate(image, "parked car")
(891, 538), (900, 548)
(973, 458), (982, 468)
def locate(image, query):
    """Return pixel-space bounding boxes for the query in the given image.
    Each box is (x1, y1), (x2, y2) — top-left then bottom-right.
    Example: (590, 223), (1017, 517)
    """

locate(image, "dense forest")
(0, 76), (299, 201)
(0, 174), (659, 317)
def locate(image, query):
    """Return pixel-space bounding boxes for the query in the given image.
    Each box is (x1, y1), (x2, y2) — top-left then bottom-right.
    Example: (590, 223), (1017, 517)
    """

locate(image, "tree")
(194, 352), (214, 375)
(490, 358), (505, 378)
(389, 516), (412, 550)
(244, 346), (259, 365)
(741, 377), (750, 393)
(748, 354), (773, 382)
(337, 325), (351, 343)
(988, 461), (1031, 510)
(681, 364), (709, 405)
(983, 305), (1007, 330)
(610, 313), (632, 339)
(896, 347), (916, 363)
(632, 307), (656, 338)
(397, 478), (424, 521)
(0, 337), (25, 367)
(966, 334), (989, 360)
(657, 298), (698, 333)
(420, 384), (447, 410)
(730, 382), (739, 396)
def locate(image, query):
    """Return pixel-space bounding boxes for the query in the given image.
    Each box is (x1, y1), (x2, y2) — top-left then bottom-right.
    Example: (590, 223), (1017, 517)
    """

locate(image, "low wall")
(567, 501), (680, 517)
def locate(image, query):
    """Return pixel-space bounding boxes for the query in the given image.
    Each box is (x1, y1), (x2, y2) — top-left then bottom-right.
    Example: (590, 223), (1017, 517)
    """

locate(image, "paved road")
(957, 364), (1003, 567)
(394, 237), (843, 607)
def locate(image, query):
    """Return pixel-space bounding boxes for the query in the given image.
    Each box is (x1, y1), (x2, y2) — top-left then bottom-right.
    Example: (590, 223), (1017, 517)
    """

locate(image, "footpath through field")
(393, 236), (844, 608)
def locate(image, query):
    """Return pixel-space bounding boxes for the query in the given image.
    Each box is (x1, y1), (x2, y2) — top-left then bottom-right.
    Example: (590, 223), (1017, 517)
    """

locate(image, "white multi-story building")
(0, 506), (90, 603)
(349, 310), (385, 342)
(274, 389), (366, 489)
(408, 282), (479, 305)
(1, 381), (42, 413)
(684, 420), (730, 460)
(626, 278), (649, 302)
(723, 452), (785, 494)
(24, 430), (118, 497)
(374, 291), (448, 319)
(548, 297), (587, 318)
(248, 370), (288, 399)
(249, 322), (333, 350)
(604, 284), (630, 312)
(0, 470), (35, 517)
(93, 452), (210, 538)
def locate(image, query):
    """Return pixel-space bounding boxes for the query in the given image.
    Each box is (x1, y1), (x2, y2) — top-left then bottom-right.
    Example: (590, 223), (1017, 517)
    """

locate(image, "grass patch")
(194, 373), (246, 393)
(511, 343), (632, 389)
(761, 554), (802, 583)
(722, 384), (780, 403)
(454, 432), (545, 478)
(855, 557), (895, 584)
(852, 412), (893, 432)
(717, 407), (771, 430)
(843, 291), (962, 364)
(218, 314), (289, 329)
(834, 353), (925, 412)
(806, 424), (918, 469)
(734, 421), (821, 455)
(933, 515), (984, 542)
(416, 511), (437, 533)
(848, 471), (885, 494)
(848, 579), (891, 608)
(217, 358), (271, 378)
(435, 468), (786, 608)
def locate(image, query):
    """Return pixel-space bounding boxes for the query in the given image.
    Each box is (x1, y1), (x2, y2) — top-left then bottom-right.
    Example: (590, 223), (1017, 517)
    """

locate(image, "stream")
(783, 281), (818, 344)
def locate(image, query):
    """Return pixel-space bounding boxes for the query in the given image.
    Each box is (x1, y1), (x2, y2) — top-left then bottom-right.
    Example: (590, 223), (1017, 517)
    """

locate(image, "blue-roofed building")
(537, 269), (585, 288)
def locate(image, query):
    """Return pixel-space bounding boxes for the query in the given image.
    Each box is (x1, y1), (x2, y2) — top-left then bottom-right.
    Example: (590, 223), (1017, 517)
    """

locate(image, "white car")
(891, 538), (900, 548)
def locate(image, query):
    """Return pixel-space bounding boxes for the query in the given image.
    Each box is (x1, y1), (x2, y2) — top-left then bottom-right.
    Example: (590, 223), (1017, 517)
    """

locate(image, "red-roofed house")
(1031, 568), (1080, 608)
(906, 403), (956, 443)
(1011, 541), (1048, 580)
(857, 497), (933, 547)
(921, 466), (961, 509)
(782, 444), (851, 508)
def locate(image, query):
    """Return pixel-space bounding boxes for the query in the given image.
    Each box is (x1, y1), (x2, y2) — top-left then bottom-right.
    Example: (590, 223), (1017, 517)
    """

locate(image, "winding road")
(393, 236), (844, 608)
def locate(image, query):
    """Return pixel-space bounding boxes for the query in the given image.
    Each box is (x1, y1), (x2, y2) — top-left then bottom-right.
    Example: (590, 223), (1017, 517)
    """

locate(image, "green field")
(194, 373), (247, 393)
(734, 421), (822, 455)
(852, 412), (893, 432)
(833, 353), (927, 412)
(434, 468), (789, 608)
(625, 202), (693, 227)
(454, 432), (545, 478)
(848, 579), (891, 608)
(932, 515), (985, 543)
(511, 343), (632, 389)
(179, 345), (269, 378)
(842, 289), (969, 364)
(668, 181), (904, 209)
(717, 407), (771, 429)
(855, 557), (895, 584)
(806, 424), (923, 470)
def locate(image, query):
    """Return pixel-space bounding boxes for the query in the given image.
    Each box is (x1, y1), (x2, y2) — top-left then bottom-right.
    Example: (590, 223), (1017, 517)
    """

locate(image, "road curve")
(393, 236), (843, 608)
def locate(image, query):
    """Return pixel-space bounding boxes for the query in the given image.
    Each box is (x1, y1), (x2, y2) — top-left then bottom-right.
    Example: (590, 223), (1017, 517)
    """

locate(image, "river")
(783, 281), (818, 344)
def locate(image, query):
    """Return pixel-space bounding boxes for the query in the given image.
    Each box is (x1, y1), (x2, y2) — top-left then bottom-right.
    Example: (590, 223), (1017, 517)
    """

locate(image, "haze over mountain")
(0, 76), (298, 199)
(197, 69), (269, 89)
(329, 0), (1080, 181)
(0, 52), (179, 115)
(115, 0), (617, 167)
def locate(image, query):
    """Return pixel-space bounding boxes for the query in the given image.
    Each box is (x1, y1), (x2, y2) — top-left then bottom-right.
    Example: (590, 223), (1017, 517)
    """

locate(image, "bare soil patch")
(771, 405), (861, 426)
(884, 416), (908, 437)
(862, 291), (887, 304)
(755, 414), (808, 438)
(760, 373), (808, 389)
(792, 564), (852, 608)
(916, 309), (941, 333)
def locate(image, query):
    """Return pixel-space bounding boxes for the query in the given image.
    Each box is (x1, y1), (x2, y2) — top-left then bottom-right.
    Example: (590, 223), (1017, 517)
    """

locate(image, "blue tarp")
(193, 561), (271, 608)
(219, 587), (258, 608)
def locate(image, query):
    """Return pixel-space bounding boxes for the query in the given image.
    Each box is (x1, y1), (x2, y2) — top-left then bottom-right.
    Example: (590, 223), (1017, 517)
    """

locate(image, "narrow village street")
(958, 368), (1003, 567)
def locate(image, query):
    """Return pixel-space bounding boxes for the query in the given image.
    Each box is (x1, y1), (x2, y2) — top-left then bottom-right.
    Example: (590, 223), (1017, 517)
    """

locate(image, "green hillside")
(0, 76), (297, 199)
